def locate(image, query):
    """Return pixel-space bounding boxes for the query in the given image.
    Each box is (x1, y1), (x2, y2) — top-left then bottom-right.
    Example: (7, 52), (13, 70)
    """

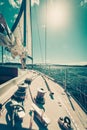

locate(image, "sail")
(0, 13), (10, 38)
(0, 13), (14, 48)
(11, 0), (32, 61)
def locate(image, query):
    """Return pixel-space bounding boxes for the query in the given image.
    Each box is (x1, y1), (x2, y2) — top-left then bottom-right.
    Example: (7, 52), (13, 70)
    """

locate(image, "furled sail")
(0, 0), (32, 67)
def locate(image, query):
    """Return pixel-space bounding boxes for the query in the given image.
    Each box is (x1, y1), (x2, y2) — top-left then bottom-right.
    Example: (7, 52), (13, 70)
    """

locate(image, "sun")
(47, 1), (72, 30)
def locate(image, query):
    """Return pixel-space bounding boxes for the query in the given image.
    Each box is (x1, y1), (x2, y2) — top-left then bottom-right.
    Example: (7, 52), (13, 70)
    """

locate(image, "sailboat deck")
(0, 69), (87, 130)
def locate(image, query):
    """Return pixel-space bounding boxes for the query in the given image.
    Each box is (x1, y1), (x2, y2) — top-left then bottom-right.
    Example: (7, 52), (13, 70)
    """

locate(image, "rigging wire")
(60, 68), (87, 110)
(45, 0), (47, 65)
(34, 5), (44, 63)
(64, 68), (87, 111)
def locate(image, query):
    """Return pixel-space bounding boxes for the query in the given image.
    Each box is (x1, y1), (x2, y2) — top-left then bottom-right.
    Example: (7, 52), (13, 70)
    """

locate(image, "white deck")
(0, 69), (87, 130)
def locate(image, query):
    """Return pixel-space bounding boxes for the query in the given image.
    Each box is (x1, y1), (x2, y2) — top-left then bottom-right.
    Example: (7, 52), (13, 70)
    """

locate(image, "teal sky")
(0, 0), (87, 65)
(31, 0), (87, 65)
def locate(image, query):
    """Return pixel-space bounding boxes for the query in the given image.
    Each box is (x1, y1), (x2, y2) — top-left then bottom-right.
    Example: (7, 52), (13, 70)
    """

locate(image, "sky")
(0, 0), (87, 65)
(31, 0), (87, 65)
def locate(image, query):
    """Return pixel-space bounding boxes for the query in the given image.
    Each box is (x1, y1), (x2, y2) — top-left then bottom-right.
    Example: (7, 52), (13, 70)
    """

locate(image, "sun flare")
(47, 1), (72, 30)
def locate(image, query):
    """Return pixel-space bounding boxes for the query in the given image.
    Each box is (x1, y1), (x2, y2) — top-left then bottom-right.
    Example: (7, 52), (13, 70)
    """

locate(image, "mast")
(24, 0), (26, 47)
(30, 0), (33, 68)
(11, 0), (33, 66)
(24, 0), (33, 66)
